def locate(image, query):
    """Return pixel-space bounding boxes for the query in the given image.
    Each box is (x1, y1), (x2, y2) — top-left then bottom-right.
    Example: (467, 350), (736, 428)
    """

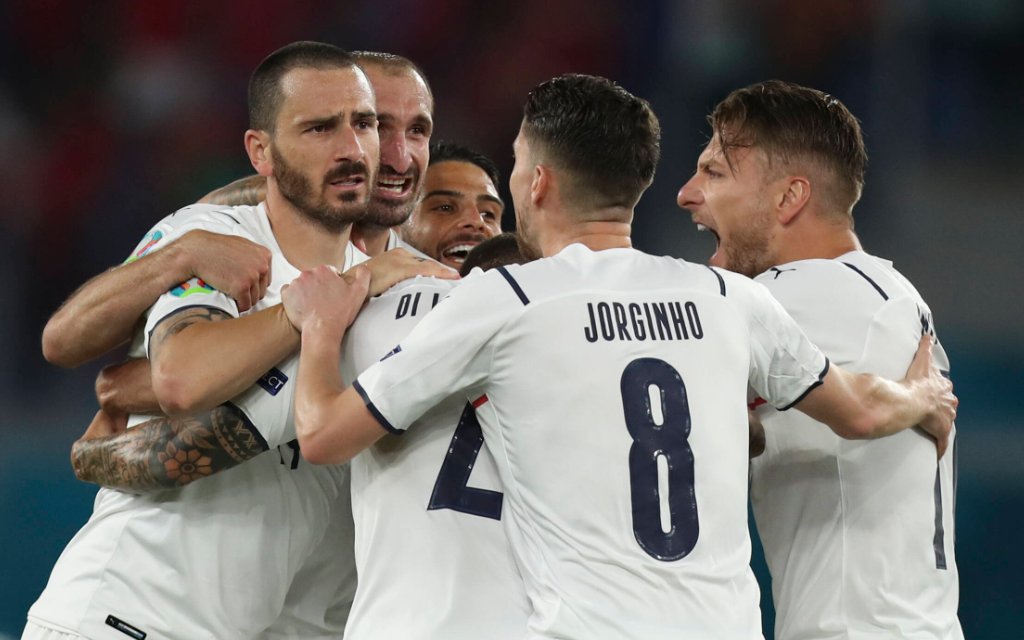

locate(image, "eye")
(356, 119), (375, 130)
(482, 210), (498, 221)
(410, 125), (425, 136)
(434, 203), (455, 213)
(308, 123), (329, 134)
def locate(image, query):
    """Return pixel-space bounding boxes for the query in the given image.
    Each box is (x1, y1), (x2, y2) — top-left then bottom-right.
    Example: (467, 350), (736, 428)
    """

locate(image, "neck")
(350, 223), (392, 257)
(264, 188), (353, 271)
(774, 219), (862, 264)
(541, 211), (633, 257)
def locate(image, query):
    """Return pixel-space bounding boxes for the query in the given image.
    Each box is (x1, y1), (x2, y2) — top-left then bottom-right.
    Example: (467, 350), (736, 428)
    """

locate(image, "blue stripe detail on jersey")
(497, 266), (530, 305)
(212, 210), (242, 225)
(841, 262), (889, 300)
(706, 266), (726, 296)
(353, 379), (404, 435)
(225, 401), (270, 451)
(256, 367), (288, 396)
(933, 464), (947, 569)
(779, 358), (831, 411)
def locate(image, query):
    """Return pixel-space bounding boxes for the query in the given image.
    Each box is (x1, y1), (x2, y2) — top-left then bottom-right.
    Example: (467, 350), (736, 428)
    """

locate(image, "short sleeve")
(741, 279), (830, 410)
(227, 354), (299, 448)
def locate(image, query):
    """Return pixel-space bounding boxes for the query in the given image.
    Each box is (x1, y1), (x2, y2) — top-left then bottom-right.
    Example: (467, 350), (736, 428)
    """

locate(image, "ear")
(245, 129), (274, 177)
(531, 163), (551, 208)
(775, 175), (811, 226)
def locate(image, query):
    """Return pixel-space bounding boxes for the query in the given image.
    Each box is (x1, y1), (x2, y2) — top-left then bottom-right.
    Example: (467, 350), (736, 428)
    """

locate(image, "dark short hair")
(711, 80), (867, 216)
(522, 74), (660, 209)
(352, 51), (434, 112)
(459, 233), (532, 276)
(248, 41), (357, 132)
(428, 140), (501, 189)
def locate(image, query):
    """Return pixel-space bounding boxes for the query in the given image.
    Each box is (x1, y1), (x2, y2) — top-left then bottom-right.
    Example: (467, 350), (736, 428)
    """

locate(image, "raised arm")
(42, 230), (272, 368)
(71, 404), (268, 492)
(283, 265), (383, 465)
(795, 335), (957, 456)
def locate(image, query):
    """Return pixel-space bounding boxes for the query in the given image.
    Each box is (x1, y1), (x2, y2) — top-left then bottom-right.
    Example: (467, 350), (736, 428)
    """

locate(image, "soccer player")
(677, 80), (963, 639)
(342, 200), (530, 637)
(400, 140), (505, 270)
(280, 74), (956, 639)
(25, 42), (448, 640)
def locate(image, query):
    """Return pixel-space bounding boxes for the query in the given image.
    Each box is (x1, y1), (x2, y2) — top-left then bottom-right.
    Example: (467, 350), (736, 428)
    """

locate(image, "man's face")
(401, 160), (504, 269)
(509, 127), (540, 257)
(361, 64), (433, 228)
(269, 66), (380, 232)
(676, 133), (777, 278)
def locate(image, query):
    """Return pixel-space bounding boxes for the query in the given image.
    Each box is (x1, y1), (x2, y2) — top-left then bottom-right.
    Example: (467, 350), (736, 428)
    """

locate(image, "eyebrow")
(296, 110), (377, 129)
(425, 189), (504, 208)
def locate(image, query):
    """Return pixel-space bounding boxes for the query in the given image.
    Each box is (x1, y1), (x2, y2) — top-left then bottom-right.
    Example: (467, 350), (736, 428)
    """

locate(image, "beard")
(514, 207), (543, 259)
(723, 204), (775, 278)
(272, 146), (373, 233)
(361, 166), (422, 229)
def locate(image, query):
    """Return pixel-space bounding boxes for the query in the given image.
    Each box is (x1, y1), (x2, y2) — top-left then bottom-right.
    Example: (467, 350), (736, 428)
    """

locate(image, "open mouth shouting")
(438, 234), (487, 269)
(694, 218), (723, 266)
(375, 168), (419, 201)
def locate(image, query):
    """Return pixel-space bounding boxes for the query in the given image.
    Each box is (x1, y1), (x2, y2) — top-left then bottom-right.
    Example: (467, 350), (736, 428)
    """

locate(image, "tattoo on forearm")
(71, 405), (268, 492)
(149, 306), (231, 358)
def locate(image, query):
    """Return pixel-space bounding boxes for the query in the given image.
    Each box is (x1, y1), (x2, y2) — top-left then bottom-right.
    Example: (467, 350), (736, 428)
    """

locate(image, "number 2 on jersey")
(428, 403), (503, 520)
(621, 358), (699, 561)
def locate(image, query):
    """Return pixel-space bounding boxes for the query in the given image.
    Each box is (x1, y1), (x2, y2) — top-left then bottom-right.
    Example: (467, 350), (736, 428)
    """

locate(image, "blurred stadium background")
(2, 1), (1021, 637)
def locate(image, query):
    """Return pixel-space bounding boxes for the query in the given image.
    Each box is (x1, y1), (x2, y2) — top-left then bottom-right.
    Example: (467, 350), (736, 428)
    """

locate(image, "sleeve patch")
(170, 278), (216, 298)
(125, 230), (164, 264)
(256, 367), (289, 396)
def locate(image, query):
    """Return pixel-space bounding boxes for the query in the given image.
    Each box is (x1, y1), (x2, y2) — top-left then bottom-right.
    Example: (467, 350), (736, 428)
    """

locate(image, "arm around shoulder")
(793, 335), (956, 456)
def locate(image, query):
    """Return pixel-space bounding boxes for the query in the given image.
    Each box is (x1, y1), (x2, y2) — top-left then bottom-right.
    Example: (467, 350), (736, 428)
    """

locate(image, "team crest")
(125, 230), (164, 264)
(170, 278), (216, 298)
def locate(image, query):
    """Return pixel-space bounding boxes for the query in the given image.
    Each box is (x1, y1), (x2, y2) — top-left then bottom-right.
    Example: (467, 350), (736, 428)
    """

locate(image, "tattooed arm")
(71, 405), (268, 492)
(149, 304), (299, 416)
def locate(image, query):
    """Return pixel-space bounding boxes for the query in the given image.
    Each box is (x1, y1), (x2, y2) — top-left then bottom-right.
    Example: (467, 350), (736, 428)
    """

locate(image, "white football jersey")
(355, 244), (829, 639)
(28, 203), (362, 639)
(340, 275), (530, 640)
(750, 251), (962, 640)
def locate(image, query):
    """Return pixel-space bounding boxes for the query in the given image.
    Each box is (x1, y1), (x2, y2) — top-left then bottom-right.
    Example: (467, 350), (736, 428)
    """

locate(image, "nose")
(380, 132), (412, 174)
(677, 174), (702, 210)
(456, 206), (488, 232)
(335, 123), (365, 163)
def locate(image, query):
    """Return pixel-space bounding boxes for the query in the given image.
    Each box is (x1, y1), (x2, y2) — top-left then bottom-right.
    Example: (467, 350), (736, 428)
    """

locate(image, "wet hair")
(521, 74), (660, 211)
(459, 233), (533, 276)
(711, 79), (868, 218)
(429, 140), (501, 189)
(248, 41), (357, 132)
(352, 51), (434, 112)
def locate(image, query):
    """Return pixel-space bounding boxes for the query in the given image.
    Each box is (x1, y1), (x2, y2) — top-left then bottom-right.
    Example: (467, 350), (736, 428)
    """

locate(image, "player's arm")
(148, 304), (298, 416)
(96, 358), (159, 415)
(42, 230), (272, 368)
(71, 404), (268, 492)
(748, 409), (766, 458)
(281, 265), (384, 465)
(357, 247), (459, 297)
(198, 175), (267, 206)
(794, 335), (957, 456)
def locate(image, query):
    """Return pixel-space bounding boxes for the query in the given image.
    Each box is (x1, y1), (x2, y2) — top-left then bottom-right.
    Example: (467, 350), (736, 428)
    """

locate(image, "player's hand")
(178, 230), (272, 313)
(906, 335), (957, 458)
(358, 248), (459, 297)
(282, 264), (371, 334)
(96, 358), (159, 414)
